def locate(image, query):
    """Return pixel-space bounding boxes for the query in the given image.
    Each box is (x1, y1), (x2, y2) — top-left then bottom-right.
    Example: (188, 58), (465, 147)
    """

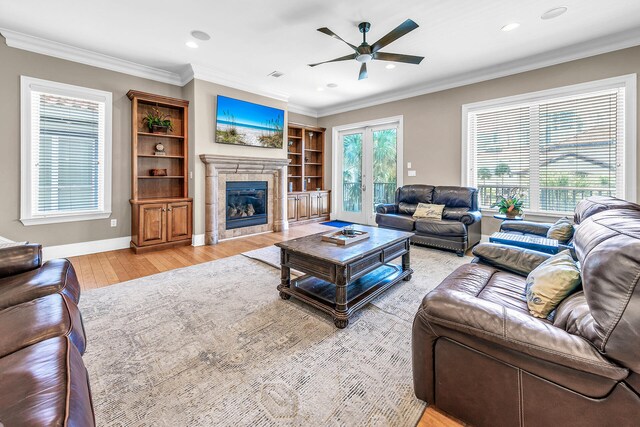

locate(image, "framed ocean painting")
(215, 95), (284, 148)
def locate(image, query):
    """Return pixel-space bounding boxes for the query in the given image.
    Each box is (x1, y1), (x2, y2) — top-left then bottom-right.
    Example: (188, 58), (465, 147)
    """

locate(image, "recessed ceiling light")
(385, 64), (396, 69)
(185, 41), (199, 48)
(326, 83), (338, 88)
(190, 30), (211, 41)
(316, 87), (325, 92)
(501, 22), (520, 32)
(541, 6), (568, 20)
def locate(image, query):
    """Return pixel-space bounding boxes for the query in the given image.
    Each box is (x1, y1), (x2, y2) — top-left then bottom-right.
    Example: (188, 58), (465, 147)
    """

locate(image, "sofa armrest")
(375, 203), (397, 214)
(472, 243), (552, 276)
(416, 264), (628, 381)
(460, 210), (481, 225)
(0, 244), (42, 278)
(500, 220), (552, 236)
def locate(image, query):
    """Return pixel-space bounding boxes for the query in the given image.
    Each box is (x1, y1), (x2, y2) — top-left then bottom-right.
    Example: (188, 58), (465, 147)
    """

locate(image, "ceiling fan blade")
(308, 53), (357, 67)
(358, 62), (368, 80)
(371, 19), (419, 53)
(373, 52), (424, 64)
(317, 27), (358, 51)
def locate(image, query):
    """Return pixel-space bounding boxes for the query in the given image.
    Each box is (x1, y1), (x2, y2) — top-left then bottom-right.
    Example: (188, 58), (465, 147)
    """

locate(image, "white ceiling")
(2, 0), (640, 116)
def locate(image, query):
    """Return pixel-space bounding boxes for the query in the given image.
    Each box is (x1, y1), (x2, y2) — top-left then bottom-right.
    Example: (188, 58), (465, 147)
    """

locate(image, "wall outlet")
(407, 162), (412, 169)
(408, 170), (417, 177)
(189, 171), (193, 179)
(110, 219), (117, 227)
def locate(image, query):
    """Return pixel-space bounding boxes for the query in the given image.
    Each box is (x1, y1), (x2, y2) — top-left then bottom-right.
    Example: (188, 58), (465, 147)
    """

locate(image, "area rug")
(80, 246), (468, 426)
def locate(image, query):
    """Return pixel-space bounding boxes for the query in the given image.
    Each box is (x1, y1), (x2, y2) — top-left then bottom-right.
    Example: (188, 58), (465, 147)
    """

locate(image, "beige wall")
(0, 38), (183, 246)
(288, 112), (318, 128)
(191, 79), (289, 235)
(318, 45), (640, 234)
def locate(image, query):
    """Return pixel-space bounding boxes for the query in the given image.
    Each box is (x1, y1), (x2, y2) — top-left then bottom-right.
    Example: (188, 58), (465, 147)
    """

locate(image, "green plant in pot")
(143, 107), (173, 134)
(493, 194), (524, 218)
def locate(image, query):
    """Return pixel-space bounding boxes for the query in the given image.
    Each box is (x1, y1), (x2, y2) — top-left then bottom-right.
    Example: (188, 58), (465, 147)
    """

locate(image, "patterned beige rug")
(80, 245), (468, 426)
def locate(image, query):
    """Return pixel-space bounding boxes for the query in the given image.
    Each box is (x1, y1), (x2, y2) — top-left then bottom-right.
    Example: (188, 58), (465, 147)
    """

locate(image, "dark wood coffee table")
(275, 225), (414, 328)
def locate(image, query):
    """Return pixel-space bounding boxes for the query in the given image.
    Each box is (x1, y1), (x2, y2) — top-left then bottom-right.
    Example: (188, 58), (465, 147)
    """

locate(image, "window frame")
(461, 74), (637, 216)
(20, 76), (113, 226)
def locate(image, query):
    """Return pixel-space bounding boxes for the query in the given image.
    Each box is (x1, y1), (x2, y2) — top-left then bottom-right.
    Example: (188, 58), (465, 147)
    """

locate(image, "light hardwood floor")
(69, 223), (462, 427)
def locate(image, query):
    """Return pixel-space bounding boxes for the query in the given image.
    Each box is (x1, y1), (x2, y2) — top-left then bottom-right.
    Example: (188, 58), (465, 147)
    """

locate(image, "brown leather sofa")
(375, 185), (482, 256)
(0, 244), (95, 426)
(412, 196), (640, 426)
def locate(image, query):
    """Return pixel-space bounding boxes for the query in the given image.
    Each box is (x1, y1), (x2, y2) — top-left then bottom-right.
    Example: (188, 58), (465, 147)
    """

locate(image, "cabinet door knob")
(162, 208), (166, 212)
(168, 208), (173, 211)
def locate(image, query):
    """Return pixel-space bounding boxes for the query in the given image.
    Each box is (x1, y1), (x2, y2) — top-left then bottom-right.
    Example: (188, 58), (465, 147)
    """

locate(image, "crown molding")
(286, 103), (318, 118)
(1, 28), (184, 86)
(189, 64), (290, 102)
(314, 27), (640, 117)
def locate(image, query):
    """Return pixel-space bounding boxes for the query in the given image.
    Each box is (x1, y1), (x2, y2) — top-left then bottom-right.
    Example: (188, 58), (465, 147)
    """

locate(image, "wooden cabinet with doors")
(128, 90), (192, 253)
(287, 190), (330, 224)
(287, 122), (331, 225)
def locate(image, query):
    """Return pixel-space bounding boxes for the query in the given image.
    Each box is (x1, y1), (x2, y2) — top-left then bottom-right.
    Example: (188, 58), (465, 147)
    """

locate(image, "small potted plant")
(493, 194), (524, 218)
(143, 107), (173, 134)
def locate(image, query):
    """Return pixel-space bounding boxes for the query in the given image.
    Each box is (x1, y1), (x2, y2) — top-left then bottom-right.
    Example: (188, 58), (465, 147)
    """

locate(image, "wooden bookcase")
(287, 123), (330, 225)
(127, 90), (192, 253)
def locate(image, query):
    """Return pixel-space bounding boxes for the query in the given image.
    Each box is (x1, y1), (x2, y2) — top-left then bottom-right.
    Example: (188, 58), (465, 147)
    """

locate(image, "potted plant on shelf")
(493, 194), (524, 218)
(143, 107), (173, 134)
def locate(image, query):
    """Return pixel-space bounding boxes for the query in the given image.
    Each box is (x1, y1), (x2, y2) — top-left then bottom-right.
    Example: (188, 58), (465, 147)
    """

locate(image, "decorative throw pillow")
(525, 250), (581, 318)
(547, 217), (574, 243)
(413, 203), (445, 220)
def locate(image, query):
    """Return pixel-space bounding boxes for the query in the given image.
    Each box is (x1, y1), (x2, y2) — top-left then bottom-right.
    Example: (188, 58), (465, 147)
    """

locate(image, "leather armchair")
(375, 185), (482, 256)
(412, 196), (640, 426)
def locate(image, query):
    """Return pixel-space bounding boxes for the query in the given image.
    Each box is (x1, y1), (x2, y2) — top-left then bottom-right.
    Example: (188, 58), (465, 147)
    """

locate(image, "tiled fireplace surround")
(200, 154), (289, 244)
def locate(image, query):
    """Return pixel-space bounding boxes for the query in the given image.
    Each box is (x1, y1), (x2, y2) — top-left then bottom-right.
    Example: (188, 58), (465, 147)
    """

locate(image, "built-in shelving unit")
(287, 123), (330, 225)
(127, 90), (192, 253)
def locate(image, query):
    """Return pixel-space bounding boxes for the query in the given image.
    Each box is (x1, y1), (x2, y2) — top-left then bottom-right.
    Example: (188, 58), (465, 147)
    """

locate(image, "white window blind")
(21, 77), (112, 225)
(465, 76), (634, 215)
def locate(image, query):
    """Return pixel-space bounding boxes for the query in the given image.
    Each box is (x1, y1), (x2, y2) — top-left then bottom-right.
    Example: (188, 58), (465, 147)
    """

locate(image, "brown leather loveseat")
(412, 196), (640, 426)
(0, 244), (95, 426)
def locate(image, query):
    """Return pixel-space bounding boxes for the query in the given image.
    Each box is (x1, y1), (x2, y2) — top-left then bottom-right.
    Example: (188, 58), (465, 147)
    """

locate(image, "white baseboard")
(42, 236), (131, 261)
(192, 234), (205, 246)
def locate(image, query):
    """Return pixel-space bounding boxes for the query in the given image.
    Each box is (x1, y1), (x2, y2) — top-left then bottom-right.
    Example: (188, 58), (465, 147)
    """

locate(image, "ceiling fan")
(309, 19), (424, 80)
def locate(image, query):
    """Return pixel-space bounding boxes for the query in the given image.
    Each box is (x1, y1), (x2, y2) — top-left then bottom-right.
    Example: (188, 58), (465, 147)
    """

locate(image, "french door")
(335, 121), (402, 225)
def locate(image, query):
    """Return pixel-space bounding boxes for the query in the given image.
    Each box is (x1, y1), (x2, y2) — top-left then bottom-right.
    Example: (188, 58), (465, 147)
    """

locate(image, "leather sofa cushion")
(434, 186), (476, 209)
(574, 196), (640, 224)
(572, 208), (640, 372)
(0, 336), (95, 427)
(397, 184), (434, 205)
(398, 202), (418, 215)
(0, 293), (86, 358)
(417, 263), (628, 381)
(0, 244), (42, 278)
(415, 219), (467, 237)
(0, 259), (80, 310)
(375, 213), (415, 231)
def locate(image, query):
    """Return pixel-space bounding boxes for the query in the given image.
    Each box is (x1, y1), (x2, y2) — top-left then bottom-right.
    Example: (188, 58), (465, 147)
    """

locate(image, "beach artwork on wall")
(215, 95), (284, 148)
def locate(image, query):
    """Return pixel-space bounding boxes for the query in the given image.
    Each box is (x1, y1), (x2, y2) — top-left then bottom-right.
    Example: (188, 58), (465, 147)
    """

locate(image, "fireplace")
(226, 181), (268, 230)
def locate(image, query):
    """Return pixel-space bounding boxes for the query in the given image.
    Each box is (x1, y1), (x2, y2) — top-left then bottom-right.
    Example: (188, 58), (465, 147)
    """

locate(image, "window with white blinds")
(463, 75), (636, 215)
(21, 77), (112, 225)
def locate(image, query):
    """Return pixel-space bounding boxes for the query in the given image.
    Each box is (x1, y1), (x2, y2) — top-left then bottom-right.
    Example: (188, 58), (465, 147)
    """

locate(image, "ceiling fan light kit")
(309, 19), (424, 80)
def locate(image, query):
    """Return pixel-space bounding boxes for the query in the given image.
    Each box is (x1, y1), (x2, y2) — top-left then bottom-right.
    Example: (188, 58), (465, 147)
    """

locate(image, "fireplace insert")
(226, 181), (268, 230)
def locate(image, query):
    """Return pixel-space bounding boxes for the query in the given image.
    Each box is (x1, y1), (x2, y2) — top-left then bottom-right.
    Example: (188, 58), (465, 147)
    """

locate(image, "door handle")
(361, 184), (366, 192)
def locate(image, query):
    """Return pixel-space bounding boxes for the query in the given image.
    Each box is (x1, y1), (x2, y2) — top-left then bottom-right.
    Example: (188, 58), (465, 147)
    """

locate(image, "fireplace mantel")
(200, 154), (289, 244)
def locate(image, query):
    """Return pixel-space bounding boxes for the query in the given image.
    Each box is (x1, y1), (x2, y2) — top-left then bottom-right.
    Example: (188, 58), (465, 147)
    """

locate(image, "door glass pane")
(373, 128), (397, 211)
(342, 133), (362, 212)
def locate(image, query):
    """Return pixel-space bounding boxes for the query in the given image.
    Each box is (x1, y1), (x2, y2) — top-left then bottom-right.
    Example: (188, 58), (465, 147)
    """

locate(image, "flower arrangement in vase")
(493, 194), (524, 218)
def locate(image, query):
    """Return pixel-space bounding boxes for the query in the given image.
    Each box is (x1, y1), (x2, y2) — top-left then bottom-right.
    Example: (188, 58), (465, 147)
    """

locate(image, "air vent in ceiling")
(268, 71), (284, 78)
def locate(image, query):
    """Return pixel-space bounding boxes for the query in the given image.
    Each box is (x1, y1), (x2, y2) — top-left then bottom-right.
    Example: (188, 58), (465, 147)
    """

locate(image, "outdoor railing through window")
(343, 182), (396, 212)
(478, 185), (614, 213)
